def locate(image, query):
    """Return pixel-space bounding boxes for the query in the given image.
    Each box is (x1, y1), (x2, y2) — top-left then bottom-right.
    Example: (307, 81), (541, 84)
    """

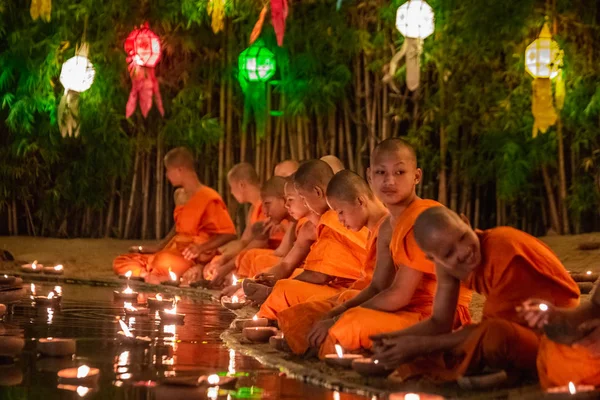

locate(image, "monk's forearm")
(157, 228), (177, 249)
(558, 302), (600, 328)
(416, 325), (478, 355)
(196, 234), (237, 254)
(294, 270), (333, 285)
(327, 286), (379, 318)
(361, 289), (410, 313)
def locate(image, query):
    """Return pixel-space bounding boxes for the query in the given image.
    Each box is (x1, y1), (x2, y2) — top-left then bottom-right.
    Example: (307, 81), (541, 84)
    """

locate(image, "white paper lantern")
(60, 56), (95, 93)
(525, 23), (562, 79)
(395, 0), (435, 40)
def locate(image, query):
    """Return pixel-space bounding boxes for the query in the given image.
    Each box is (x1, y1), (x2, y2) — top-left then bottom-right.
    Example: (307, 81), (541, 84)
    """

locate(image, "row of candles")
(21, 261), (64, 275)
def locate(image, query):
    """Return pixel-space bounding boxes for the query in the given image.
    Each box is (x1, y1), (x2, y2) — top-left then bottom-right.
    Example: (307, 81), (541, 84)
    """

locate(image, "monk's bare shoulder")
(174, 188), (188, 206)
(377, 215), (393, 245)
(298, 220), (317, 242)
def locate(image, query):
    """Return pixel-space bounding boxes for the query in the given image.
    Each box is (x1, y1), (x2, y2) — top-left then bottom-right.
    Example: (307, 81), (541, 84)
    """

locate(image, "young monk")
(255, 160), (369, 321)
(371, 206), (580, 383)
(520, 280), (600, 388)
(320, 155), (344, 174)
(113, 147), (237, 282)
(279, 139), (471, 358)
(274, 160), (299, 177)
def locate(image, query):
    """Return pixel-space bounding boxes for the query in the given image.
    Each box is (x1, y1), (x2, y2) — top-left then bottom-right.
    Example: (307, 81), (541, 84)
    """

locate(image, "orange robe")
(236, 218), (308, 278)
(394, 227), (580, 382)
(537, 336), (600, 389)
(277, 214), (386, 355)
(257, 210), (369, 320)
(318, 199), (472, 358)
(113, 186), (236, 278)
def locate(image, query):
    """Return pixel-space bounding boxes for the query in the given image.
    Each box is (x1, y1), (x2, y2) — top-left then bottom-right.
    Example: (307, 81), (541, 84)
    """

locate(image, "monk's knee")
(478, 319), (539, 372)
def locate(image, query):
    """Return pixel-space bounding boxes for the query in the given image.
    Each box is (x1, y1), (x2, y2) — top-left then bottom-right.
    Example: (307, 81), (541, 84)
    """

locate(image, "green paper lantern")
(238, 42), (276, 82)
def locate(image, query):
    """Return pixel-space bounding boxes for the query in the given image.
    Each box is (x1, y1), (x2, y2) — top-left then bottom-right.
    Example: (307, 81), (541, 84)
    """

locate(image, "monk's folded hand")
(372, 336), (429, 369)
(573, 319), (600, 357)
(210, 266), (230, 288)
(181, 265), (202, 284)
(220, 284), (241, 299)
(519, 298), (555, 330)
(182, 244), (200, 260)
(254, 273), (277, 287)
(370, 330), (404, 344)
(307, 318), (335, 348)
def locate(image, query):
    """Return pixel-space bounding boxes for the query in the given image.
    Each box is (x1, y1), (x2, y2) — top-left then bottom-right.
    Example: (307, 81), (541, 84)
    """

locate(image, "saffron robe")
(257, 210), (369, 320)
(113, 186), (236, 278)
(394, 227), (580, 382)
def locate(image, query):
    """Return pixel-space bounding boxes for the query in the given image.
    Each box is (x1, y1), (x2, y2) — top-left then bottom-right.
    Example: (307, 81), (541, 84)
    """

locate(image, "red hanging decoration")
(271, 0), (288, 47)
(124, 23), (164, 118)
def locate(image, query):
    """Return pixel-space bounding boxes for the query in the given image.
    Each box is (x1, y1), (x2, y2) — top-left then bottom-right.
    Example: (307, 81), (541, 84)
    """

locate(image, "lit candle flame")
(374, 359), (379, 365)
(169, 268), (177, 282)
(156, 294), (163, 301)
(124, 302), (137, 312)
(76, 386), (90, 397)
(405, 394), (421, 400)
(138, 246), (142, 252)
(32, 260), (38, 269)
(118, 319), (134, 338)
(125, 271), (132, 279)
(31, 283), (36, 295)
(539, 303), (549, 312)
(333, 391), (340, 400)
(3, 274), (7, 278)
(569, 382), (576, 395)
(54, 286), (62, 296)
(334, 344), (344, 358)
(231, 295), (239, 303)
(77, 365), (91, 378)
(587, 270), (592, 275)
(165, 305), (177, 315)
(48, 292), (55, 300)
(54, 264), (64, 271)
(207, 374), (220, 385)
(252, 314), (258, 321)
(232, 274), (238, 286)
(123, 286), (133, 294)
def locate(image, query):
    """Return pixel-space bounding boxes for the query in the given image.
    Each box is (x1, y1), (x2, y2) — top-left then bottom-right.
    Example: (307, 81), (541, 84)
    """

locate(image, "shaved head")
(261, 176), (287, 199)
(164, 147), (195, 170)
(320, 155), (345, 174)
(294, 160), (335, 191)
(371, 138), (417, 166)
(414, 207), (461, 251)
(228, 162), (260, 186)
(274, 160), (299, 177)
(326, 170), (375, 203)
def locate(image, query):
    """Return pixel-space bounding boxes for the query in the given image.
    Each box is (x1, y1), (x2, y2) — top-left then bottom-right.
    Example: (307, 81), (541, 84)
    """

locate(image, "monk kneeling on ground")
(113, 147), (236, 283)
(371, 206), (580, 384)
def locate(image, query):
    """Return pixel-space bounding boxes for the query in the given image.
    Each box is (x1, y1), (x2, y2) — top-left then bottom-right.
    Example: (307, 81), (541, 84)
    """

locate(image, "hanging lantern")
(124, 23), (164, 118)
(208, 0), (225, 33)
(238, 40), (276, 138)
(58, 44), (95, 138)
(526, 23), (563, 137)
(30, 0), (51, 22)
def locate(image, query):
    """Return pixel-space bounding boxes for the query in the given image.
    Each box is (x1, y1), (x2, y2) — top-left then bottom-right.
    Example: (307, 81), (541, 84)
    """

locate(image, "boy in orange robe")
(279, 139), (471, 358)
(112, 147), (237, 282)
(371, 206), (580, 383)
(521, 279), (600, 388)
(256, 160), (369, 321)
(274, 160), (299, 177)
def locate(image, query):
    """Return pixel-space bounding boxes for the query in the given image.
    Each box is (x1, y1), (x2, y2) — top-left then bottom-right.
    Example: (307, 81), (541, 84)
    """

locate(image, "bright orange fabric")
(277, 215), (386, 354)
(113, 186), (236, 278)
(249, 201), (265, 225)
(537, 335), (600, 388)
(394, 227), (580, 382)
(235, 248), (280, 278)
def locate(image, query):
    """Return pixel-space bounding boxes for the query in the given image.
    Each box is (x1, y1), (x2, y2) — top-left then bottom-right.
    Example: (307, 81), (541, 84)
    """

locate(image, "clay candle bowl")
(37, 338), (76, 357)
(162, 270), (181, 287)
(457, 369), (507, 390)
(389, 393), (446, 400)
(57, 365), (100, 386)
(159, 308), (185, 325)
(546, 382), (597, 398)
(113, 287), (139, 302)
(43, 265), (64, 275)
(0, 336), (25, 357)
(118, 274), (144, 282)
(324, 344), (362, 368)
(0, 304), (6, 318)
(351, 357), (393, 377)
(221, 295), (246, 310)
(147, 294), (174, 310)
(21, 261), (43, 273)
(124, 302), (149, 317)
(243, 327), (278, 343)
(34, 292), (61, 307)
(570, 271), (599, 283)
(0, 275), (18, 285)
(269, 333), (288, 351)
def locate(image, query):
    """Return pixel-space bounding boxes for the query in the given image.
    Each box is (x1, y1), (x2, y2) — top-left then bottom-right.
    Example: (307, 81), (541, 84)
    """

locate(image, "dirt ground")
(0, 231), (598, 320)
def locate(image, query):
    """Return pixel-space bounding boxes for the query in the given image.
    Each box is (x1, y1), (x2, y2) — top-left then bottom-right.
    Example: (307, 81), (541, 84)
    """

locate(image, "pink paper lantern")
(124, 23), (161, 68)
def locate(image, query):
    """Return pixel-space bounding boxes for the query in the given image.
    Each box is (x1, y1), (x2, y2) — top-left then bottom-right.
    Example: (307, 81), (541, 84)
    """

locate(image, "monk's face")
(284, 183), (309, 220)
(262, 195), (288, 223)
(327, 197), (368, 231)
(423, 215), (482, 280)
(295, 183), (327, 216)
(165, 165), (184, 186)
(368, 148), (421, 206)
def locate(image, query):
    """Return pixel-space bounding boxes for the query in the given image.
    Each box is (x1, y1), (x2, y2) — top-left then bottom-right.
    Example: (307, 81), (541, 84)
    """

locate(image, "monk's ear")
(459, 213), (472, 228)
(314, 185), (325, 199)
(414, 167), (423, 185)
(366, 167), (373, 185)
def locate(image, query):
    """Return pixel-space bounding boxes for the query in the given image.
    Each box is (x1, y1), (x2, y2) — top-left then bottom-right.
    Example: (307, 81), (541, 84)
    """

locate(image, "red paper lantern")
(124, 23), (164, 119)
(124, 23), (162, 68)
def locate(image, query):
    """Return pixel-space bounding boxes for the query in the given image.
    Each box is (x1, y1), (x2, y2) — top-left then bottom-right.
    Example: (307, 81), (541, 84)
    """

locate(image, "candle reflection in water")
(47, 308), (54, 324)
(207, 386), (219, 400)
(76, 386), (90, 397)
(228, 349), (236, 375)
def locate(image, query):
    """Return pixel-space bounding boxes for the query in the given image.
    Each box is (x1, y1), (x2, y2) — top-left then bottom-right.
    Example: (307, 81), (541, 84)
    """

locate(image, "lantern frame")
(238, 42), (276, 83)
(525, 23), (563, 79)
(395, 0), (435, 40)
(60, 56), (95, 93)
(124, 23), (162, 68)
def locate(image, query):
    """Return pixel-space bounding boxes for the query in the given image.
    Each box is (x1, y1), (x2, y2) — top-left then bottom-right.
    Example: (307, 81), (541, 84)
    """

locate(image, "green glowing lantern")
(237, 40), (277, 138)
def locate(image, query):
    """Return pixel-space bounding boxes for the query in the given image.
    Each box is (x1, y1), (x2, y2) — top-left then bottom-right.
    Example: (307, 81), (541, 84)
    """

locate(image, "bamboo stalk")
(556, 117), (570, 234)
(155, 141), (164, 239)
(271, 118), (281, 168)
(266, 84), (273, 178)
(450, 156), (458, 211)
(316, 116), (326, 157)
(382, 84), (389, 140)
(104, 178), (117, 238)
(11, 199), (18, 235)
(343, 99), (355, 170)
(141, 152), (151, 240)
(541, 166), (561, 234)
(304, 118), (312, 159)
(124, 146), (141, 239)
(23, 199), (36, 236)
(117, 179), (125, 238)
(296, 117), (304, 161)
(7, 201), (12, 236)
(328, 110), (336, 155)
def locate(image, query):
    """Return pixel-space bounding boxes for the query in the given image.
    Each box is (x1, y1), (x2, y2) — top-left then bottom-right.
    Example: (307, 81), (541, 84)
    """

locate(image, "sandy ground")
(1, 232), (598, 320)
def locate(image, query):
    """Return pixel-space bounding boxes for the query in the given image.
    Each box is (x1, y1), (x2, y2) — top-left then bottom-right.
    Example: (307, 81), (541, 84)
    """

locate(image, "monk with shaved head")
(371, 206), (579, 384)
(255, 160), (369, 321)
(274, 160), (299, 177)
(279, 138), (472, 358)
(320, 155), (345, 174)
(113, 147), (237, 283)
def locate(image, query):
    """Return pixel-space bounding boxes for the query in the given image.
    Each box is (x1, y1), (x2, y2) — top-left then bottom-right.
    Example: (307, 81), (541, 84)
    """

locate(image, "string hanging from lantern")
(383, 0), (434, 92)
(30, 0), (51, 22)
(124, 23), (164, 118)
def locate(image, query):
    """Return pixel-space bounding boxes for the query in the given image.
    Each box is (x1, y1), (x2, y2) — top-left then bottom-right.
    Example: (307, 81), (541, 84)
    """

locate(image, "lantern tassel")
(531, 78), (557, 138)
(250, 5), (269, 45)
(209, 0), (225, 34)
(31, 0), (51, 22)
(126, 67), (164, 118)
(241, 81), (268, 139)
(58, 90), (81, 138)
(383, 41), (408, 93)
(405, 38), (422, 91)
(271, 0), (288, 47)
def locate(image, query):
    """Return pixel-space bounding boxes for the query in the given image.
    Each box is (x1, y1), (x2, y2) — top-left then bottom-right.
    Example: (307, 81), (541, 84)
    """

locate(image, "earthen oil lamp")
(221, 295), (246, 310)
(0, 336), (25, 358)
(34, 291), (61, 307)
(119, 270), (144, 282)
(162, 269), (181, 287)
(0, 303), (6, 319)
(269, 332), (288, 351)
(0, 274), (19, 286)
(57, 384), (97, 397)
(570, 270), (600, 283)
(233, 314), (268, 331)
(21, 260), (43, 273)
(43, 264), (64, 275)
(37, 338), (76, 357)
(158, 299), (185, 325)
(546, 381), (597, 398)
(242, 326), (278, 343)
(113, 282), (139, 302)
(57, 365), (100, 386)
(124, 302), (149, 317)
(147, 293), (174, 310)
(324, 344), (362, 368)
(116, 318), (151, 346)
(351, 357), (393, 377)
(389, 393), (446, 400)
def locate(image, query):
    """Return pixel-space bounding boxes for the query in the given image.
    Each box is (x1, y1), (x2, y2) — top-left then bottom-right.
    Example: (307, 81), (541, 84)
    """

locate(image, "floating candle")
(37, 338), (76, 357)
(147, 294), (174, 310)
(43, 264), (64, 275)
(352, 357), (393, 377)
(57, 365), (100, 386)
(158, 302), (185, 325)
(389, 393), (446, 400)
(539, 303), (549, 312)
(242, 326), (278, 343)
(324, 344), (362, 368)
(34, 291), (61, 307)
(457, 369), (508, 390)
(21, 260), (43, 273)
(113, 285), (139, 301)
(124, 302), (149, 317)
(116, 319), (151, 345)
(546, 381), (596, 396)
(244, 315), (269, 329)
